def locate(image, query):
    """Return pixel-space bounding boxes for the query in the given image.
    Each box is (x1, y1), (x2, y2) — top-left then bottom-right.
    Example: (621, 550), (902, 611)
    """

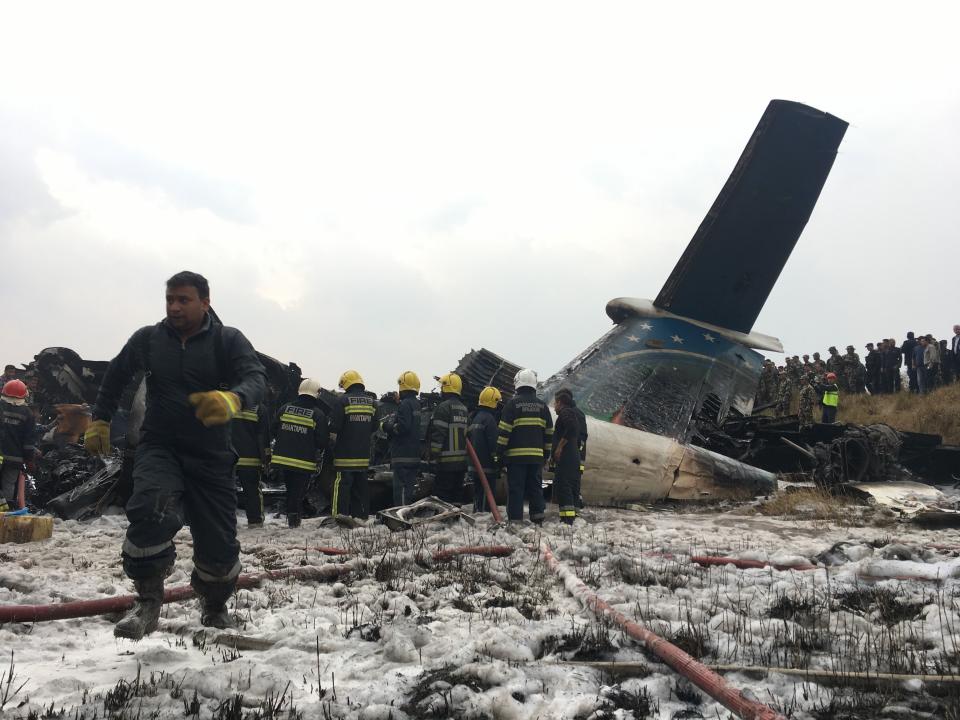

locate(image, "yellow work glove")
(188, 391), (241, 427)
(84, 419), (112, 456)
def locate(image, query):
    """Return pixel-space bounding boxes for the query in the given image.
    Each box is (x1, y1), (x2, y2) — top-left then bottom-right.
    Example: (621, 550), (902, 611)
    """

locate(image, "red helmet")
(2, 380), (27, 399)
(825, 372), (837, 382)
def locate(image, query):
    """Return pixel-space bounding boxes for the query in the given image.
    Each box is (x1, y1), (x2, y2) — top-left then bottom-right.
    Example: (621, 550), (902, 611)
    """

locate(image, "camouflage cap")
(846, 345), (855, 351)
(829, 346), (838, 353)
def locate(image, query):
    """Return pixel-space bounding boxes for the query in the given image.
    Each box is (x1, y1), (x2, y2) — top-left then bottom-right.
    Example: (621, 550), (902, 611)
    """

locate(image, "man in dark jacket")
(382, 371), (421, 506)
(551, 389), (581, 525)
(0, 379), (36, 509)
(902, 332), (919, 393)
(328, 370), (376, 520)
(497, 369), (553, 524)
(273, 378), (328, 527)
(231, 405), (269, 526)
(864, 343), (880, 394)
(86, 271), (266, 639)
(429, 373), (469, 504)
(468, 386), (501, 512)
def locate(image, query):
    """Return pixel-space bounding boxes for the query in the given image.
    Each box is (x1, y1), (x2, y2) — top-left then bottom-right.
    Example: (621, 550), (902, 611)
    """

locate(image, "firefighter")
(570, 394), (588, 509)
(497, 369), (553, 524)
(468, 386), (501, 512)
(381, 371), (421, 506)
(551, 388), (581, 525)
(328, 370), (376, 520)
(272, 378), (328, 528)
(0, 380), (36, 511)
(821, 372), (840, 424)
(231, 404), (269, 526)
(429, 373), (469, 504)
(86, 271), (267, 639)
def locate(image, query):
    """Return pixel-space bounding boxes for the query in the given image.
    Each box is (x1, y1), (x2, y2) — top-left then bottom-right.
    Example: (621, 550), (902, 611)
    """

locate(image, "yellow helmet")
(397, 370), (421, 393)
(439, 372), (463, 395)
(339, 370), (364, 390)
(478, 386), (502, 409)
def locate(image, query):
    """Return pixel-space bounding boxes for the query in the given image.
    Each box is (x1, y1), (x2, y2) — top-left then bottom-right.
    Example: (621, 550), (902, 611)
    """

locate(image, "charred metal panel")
(454, 348), (523, 407)
(654, 100), (848, 334)
(542, 316), (762, 442)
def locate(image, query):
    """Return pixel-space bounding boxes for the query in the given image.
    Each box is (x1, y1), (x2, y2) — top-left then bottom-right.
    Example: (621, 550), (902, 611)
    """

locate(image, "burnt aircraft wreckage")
(35, 99), (958, 517)
(533, 99), (850, 502)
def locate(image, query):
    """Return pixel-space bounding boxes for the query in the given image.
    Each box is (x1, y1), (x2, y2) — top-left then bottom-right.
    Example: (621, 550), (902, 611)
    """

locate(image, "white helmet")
(514, 368), (538, 390)
(298, 378), (321, 398)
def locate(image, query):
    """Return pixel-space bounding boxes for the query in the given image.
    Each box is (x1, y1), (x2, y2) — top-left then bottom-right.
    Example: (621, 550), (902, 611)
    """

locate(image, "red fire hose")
(0, 562), (355, 624)
(691, 556), (816, 572)
(541, 543), (786, 720)
(466, 439), (502, 523)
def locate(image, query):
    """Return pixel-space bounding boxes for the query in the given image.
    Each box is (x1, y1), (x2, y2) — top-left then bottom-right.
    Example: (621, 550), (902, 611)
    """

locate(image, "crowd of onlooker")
(756, 326), (960, 409)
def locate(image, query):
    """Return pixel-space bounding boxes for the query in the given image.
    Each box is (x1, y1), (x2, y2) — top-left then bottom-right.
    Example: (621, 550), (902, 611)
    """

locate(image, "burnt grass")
(834, 587), (926, 625)
(402, 665), (498, 719)
(578, 684), (660, 720)
(540, 620), (622, 662)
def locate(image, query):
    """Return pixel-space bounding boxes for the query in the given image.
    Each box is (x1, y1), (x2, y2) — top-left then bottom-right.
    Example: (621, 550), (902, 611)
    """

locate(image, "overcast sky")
(2, 2), (958, 392)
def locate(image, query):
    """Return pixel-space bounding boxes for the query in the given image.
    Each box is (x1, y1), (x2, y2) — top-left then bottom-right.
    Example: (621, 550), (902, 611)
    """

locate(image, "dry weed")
(757, 488), (851, 520)
(839, 382), (960, 444)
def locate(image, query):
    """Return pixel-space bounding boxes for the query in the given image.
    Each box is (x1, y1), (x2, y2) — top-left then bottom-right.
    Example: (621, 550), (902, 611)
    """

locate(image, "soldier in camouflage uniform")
(756, 359), (778, 406)
(826, 347), (845, 390)
(812, 352), (825, 375)
(797, 373), (817, 431)
(802, 355), (813, 374)
(843, 345), (864, 394)
(775, 368), (794, 416)
(789, 356), (804, 386)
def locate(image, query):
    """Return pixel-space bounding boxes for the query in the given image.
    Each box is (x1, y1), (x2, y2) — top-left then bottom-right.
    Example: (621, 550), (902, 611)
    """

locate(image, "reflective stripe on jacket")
(497, 387), (553, 464)
(329, 387), (376, 470)
(430, 395), (468, 470)
(273, 396), (328, 472)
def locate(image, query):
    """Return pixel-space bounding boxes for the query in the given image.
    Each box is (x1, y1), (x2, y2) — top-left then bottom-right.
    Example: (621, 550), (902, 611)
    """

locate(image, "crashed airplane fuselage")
(540, 99), (849, 503)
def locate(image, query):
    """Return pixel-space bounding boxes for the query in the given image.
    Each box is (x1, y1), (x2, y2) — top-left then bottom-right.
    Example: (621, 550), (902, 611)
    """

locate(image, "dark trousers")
(554, 462), (578, 524)
(470, 469), (496, 512)
(822, 405), (837, 423)
(0, 462), (21, 505)
(506, 463), (545, 522)
(332, 469), (369, 519)
(907, 366), (918, 393)
(434, 468), (465, 504)
(392, 465), (417, 506)
(236, 466), (263, 524)
(123, 443), (239, 605)
(279, 467), (312, 517)
(574, 468), (583, 509)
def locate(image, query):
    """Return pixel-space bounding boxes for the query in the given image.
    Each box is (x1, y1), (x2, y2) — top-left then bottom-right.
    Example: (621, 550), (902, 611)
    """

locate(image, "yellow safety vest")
(822, 389), (839, 407)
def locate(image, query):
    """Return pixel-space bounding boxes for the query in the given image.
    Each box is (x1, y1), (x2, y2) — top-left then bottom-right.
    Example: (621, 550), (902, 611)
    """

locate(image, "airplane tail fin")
(654, 100), (848, 335)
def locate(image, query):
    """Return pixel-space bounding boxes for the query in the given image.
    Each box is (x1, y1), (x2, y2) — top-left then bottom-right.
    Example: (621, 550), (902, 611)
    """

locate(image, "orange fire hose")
(466, 439), (502, 523)
(541, 542), (786, 720)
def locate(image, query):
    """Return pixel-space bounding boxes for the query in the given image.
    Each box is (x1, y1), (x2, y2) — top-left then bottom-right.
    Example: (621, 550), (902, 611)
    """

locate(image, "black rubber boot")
(287, 513), (301, 528)
(200, 599), (237, 630)
(114, 577), (165, 640)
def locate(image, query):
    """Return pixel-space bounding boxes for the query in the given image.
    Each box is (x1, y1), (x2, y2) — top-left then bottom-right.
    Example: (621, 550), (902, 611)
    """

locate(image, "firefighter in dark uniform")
(467, 386), (501, 512)
(497, 369), (552, 524)
(328, 370), (376, 520)
(231, 405), (269, 526)
(85, 271), (267, 639)
(429, 373), (469, 503)
(0, 380), (36, 511)
(551, 389), (581, 525)
(570, 395), (587, 509)
(382, 371), (421, 506)
(272, 378), (328, 528)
